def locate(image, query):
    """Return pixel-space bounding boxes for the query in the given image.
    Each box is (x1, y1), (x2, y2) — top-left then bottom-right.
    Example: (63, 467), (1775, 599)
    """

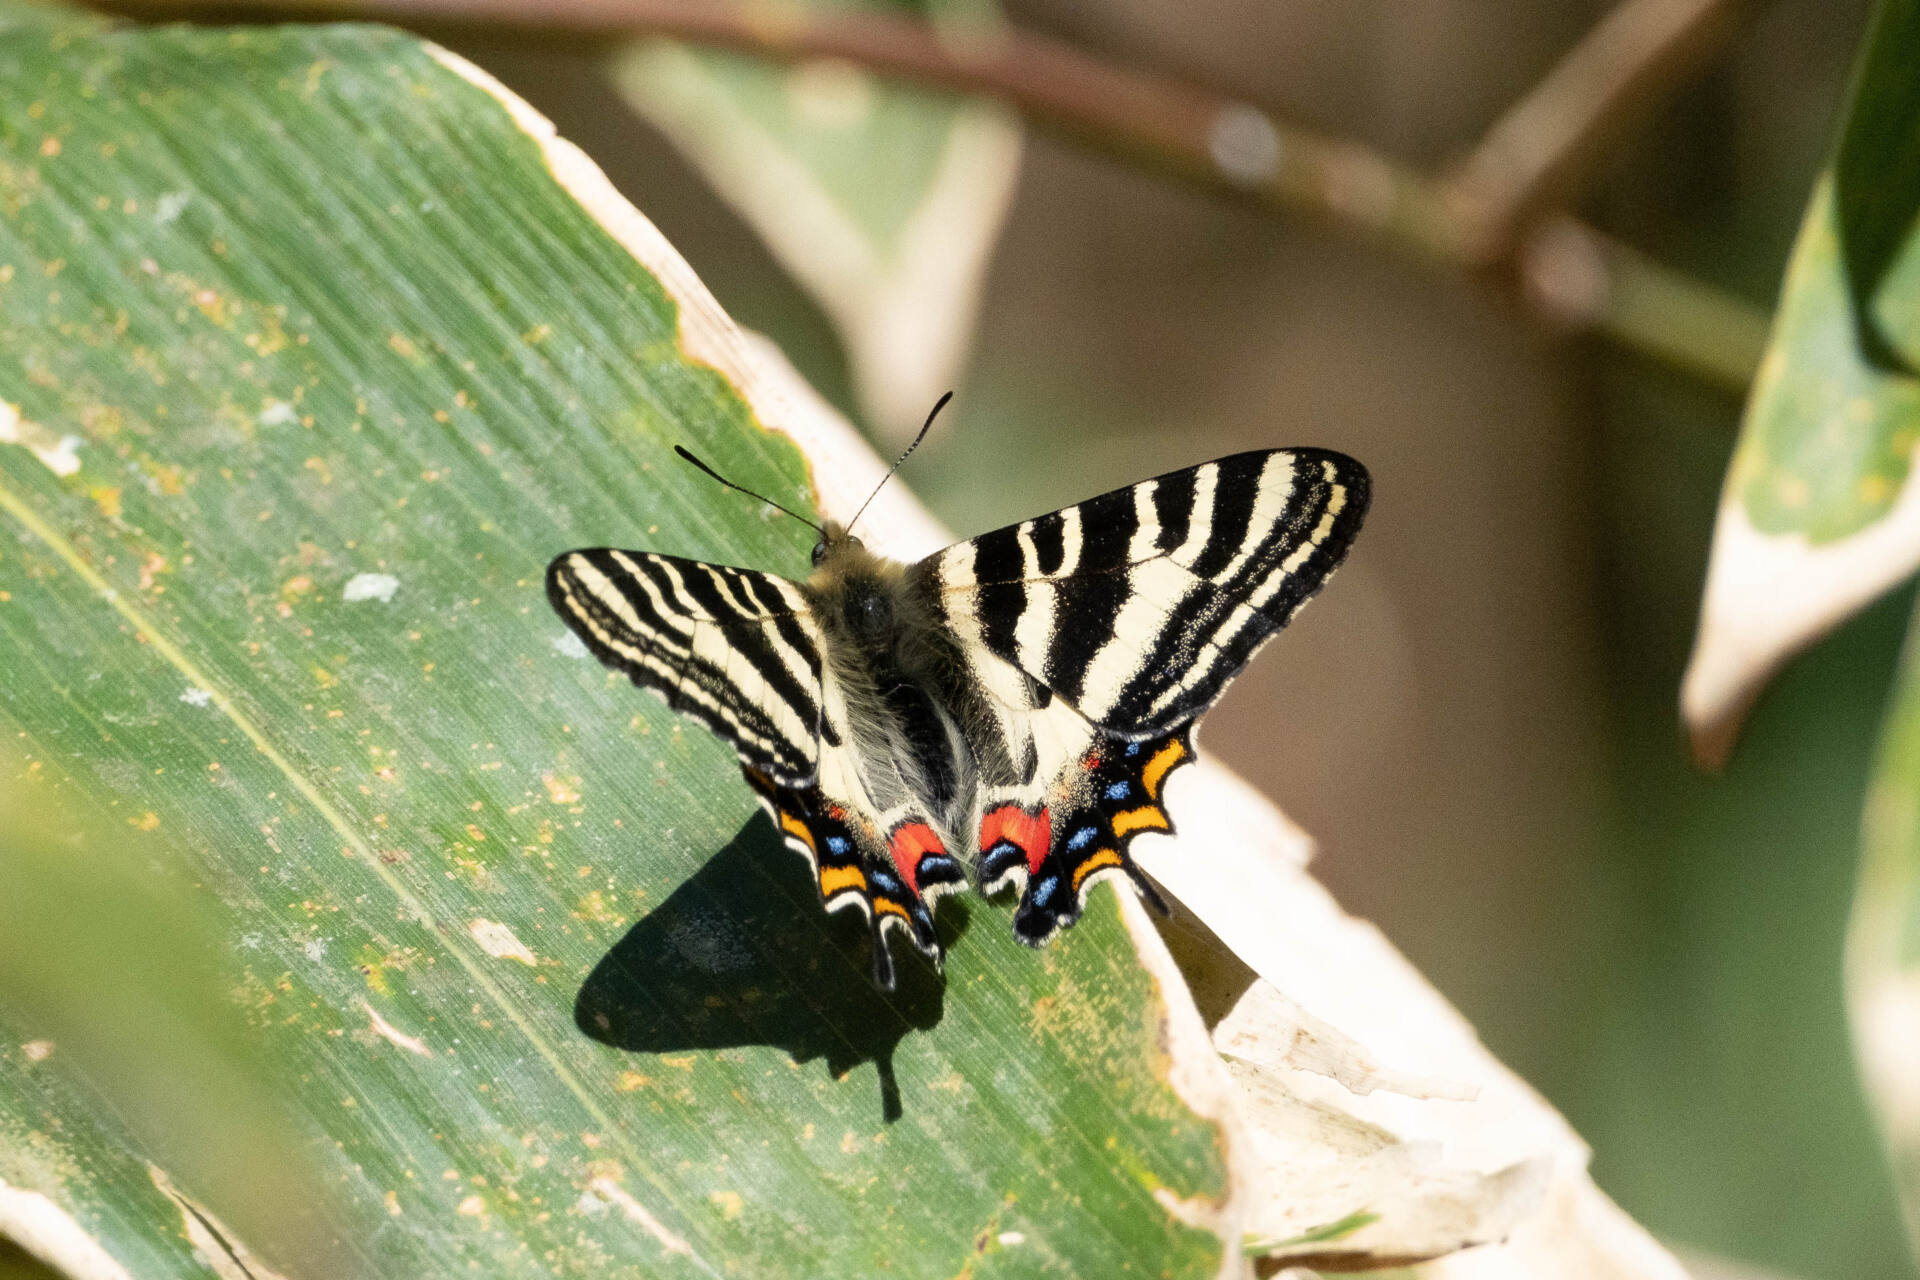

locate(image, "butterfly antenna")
(673, 445), (824, 535)
(847, 391), (952, 536)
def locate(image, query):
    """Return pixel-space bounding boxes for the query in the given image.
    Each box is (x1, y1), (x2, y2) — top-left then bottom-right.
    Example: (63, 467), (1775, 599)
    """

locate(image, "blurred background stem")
(90, 0), (1772, 392)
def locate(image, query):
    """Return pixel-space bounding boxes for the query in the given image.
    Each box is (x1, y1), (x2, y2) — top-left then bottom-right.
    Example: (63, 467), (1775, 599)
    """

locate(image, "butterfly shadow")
(575, 813), (967, 1123)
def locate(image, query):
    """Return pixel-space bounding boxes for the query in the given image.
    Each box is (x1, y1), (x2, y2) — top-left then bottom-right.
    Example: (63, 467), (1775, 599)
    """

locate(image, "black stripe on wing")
(917, 448), (1369, 737)
(547, 548), (823, 785)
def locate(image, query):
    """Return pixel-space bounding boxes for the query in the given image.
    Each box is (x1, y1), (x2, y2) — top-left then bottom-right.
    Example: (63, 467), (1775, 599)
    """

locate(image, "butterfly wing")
(547, 548), (960, 988)
(547, 549), (823, 784)
(921, 448), (1370, 737)
(914, 448), (1369, 942)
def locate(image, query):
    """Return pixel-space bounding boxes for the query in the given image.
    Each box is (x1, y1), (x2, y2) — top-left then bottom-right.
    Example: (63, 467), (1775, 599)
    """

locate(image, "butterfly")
(548, 407), (1368, 990)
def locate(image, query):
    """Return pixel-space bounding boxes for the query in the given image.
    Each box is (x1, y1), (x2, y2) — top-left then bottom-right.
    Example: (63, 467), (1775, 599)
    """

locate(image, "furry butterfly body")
(548, 447), (1368, 989)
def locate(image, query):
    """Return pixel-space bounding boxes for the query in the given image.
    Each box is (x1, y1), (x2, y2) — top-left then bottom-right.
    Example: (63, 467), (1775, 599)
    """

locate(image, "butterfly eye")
(810, 539), (829, 566)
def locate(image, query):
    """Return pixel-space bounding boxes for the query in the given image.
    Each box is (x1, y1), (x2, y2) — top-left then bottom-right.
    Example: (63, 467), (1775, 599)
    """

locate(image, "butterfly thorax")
(801, 523), (979, 849)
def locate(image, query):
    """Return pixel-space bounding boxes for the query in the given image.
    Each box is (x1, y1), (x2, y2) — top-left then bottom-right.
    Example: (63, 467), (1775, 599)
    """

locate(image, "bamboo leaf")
(1683, 0), (1920, 764)
(0, 13), (1225, 1275)
(0, 10), (1692, 1278)
(1854, 595), (1920, 1256)
(609, 4), (1020, 438)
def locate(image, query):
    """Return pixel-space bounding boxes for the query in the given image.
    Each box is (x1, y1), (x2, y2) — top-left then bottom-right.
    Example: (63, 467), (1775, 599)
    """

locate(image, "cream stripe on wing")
(1211, 453), (1296, 586)
(1167, 462), (1218, 567)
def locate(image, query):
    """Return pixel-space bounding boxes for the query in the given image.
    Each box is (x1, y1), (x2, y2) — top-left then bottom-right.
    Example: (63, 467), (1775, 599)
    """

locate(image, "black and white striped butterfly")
(548, 418), (1368, 989)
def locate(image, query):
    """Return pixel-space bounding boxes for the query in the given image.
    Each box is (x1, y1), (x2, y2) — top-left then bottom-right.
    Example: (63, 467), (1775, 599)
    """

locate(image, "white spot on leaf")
(257, 399), (296, 427)
(362, 1001), (431, 1057)
(154, 191), (190, 223)
(0, 401), (82, 477)
(585, 1176), (692, 1256)
(179, 687), (213, 707)
(343, 572), (400, 603)
(469, 919), (537, 966)
(552, 631), (590, 659)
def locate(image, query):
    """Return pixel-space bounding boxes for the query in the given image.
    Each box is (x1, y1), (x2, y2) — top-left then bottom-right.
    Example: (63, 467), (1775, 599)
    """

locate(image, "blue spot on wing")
(1125, 741), (1141, 757)
(1067, 825), (1099, 851)
(1031, 876), (1058, 907)
(826, 835), (849, 856)
(1105, 781), (1131, 801)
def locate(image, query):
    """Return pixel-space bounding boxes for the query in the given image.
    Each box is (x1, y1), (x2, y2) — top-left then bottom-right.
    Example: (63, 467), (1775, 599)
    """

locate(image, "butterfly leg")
(1006, 729), (1192, 946)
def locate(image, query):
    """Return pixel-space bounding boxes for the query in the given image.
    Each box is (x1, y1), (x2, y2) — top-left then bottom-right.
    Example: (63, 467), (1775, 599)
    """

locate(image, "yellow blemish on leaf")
(384, 1190), (401, 1217)
(192, 288), (229, 326)
(38, 135), (59, 157)
(88, 485), (121, 518)
(387, 332), (418, 359)
(710, 1191), (743, 1221)
(129, 811), (160, 831)
(542, 772), (580, 804)
(311, 666), (337, 689)
(615, 1070), (651, 1092)
(22, 1040), (54, 1062)
(574, 890), (623, 924)
(455, 1195), (484, 1216)
(1859, 474), (1893, 506)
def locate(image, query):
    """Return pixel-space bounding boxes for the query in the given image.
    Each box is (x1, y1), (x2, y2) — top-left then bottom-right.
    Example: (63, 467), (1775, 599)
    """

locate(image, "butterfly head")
(810, 520), (863, 568)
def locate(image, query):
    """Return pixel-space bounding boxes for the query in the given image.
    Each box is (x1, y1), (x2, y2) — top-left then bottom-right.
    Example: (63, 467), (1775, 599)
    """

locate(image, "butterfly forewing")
(916, 448), (1369, 737)
(546, 549), (823, 784)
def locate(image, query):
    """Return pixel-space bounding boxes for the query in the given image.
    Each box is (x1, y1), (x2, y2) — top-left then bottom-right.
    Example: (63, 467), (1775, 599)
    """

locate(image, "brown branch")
(1445, 0), (1752, 262)
(87, 0), (1770, 390)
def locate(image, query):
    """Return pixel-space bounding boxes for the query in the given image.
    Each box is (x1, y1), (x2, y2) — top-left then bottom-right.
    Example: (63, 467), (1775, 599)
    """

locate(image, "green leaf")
(609, 7), (1020, 437)
(0, 12), (1228, 1275)
(1684, 0), (1920, 763)
(1856, 603), (1920, 1260)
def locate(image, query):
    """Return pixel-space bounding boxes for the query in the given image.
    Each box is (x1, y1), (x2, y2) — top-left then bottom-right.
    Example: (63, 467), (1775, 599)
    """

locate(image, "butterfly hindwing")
(741, 767), (963, 990)
(999, 729), (1189, 945)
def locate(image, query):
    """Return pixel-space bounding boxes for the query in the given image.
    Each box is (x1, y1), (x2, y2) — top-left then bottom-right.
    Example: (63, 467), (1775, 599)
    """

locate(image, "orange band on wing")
(1110, 806), (1170, 839)
(779, 811), (817, 854)
(1071, 847), (1124, 891)
(818, 865), (866, 898)
(873, 897), (910, 919)
(1140, 738), (1187, 800)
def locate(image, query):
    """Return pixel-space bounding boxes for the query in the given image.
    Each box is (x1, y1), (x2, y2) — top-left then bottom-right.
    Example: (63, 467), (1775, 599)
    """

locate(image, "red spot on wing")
(980, 804), (1052, 876)
(887, 822), (947, 898)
